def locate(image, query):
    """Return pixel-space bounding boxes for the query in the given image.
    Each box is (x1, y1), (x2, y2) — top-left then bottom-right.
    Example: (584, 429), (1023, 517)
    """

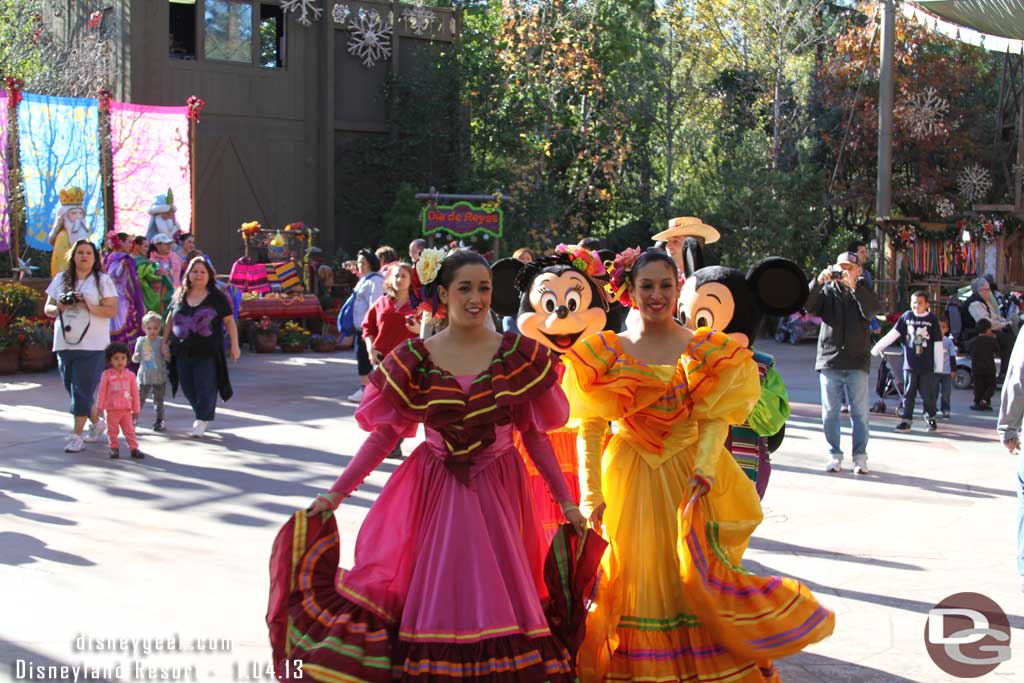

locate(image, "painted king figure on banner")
(145, 189), (181, 242)
(47, 186), (91, 276)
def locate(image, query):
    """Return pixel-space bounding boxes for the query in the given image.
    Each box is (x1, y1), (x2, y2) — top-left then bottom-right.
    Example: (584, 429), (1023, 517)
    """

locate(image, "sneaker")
(928, 419), (938, 432)
(189, 420), (208, 438)
(852, 457), (869, 475)
(64, 434), (85, 453)
(824, 458), (842, 473)
(129, 449), (145, 459)
(86, 417), (107, 443)
(153, 421), (166, 433)
(942, 411), (951, 419)
(109, 448), (120, 459)
(895, 421), (912, 432)
(346, 388), (364, 403)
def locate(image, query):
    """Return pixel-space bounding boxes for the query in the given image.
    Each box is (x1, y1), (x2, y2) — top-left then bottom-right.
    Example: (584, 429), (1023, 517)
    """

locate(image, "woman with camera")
(44, 239), (119, 453)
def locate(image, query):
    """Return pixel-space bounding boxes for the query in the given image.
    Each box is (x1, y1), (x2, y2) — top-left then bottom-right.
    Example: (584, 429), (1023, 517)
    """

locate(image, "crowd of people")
(43, 189), (237, 455)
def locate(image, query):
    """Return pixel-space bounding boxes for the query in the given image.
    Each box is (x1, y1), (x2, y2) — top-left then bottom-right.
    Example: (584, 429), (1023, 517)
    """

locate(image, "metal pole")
(876, 0), (894, 221)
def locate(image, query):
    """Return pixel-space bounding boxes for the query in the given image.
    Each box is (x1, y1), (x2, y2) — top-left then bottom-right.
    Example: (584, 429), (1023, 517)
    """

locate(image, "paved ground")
(1, 339), (1022, 682)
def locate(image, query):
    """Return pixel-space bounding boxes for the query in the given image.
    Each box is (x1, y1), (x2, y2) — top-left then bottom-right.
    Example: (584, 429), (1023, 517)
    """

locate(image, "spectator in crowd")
(150, 234), (184, 288)
(847, 240), (874, 289)
(408, 238), (426, 263)
(969, 319), (1000, 411)
(965, 277), (1014, 381)
(375, 245), (399, 267)
(938, 319), (956, 419)
(363, 262), (420, 457)
(347, 249), (385, 403)
(805, 251), (880, 475)
(651, 217), (720, 278)
(44, 239), (119, 453)
(871, 291), (943, 433)
(512, 247), (534, 264)
(165, 257), (240, 438)
(996, 331), (1024, 592)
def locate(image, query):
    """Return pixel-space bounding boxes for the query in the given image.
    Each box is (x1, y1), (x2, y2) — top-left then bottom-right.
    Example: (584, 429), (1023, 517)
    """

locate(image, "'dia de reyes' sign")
(422, 201), (504, 239)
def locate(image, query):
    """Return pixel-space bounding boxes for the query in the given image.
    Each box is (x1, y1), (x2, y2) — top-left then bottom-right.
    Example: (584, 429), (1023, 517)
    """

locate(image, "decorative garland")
(906, 237), (977, 277)
(891, 224), (917, 250)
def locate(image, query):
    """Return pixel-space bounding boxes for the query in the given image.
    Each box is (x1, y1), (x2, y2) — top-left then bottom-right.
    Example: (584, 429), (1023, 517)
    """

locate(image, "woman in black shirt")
(164, 257), (241, 437)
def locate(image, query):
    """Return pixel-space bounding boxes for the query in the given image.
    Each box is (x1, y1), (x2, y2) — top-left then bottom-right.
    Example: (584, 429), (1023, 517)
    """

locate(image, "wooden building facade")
(47, 0), (458, 269)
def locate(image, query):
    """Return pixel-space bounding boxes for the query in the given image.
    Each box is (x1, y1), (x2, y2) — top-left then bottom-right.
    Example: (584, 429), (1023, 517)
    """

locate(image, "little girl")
(133, 311), (170, 431)
(96, 343), (143, 459)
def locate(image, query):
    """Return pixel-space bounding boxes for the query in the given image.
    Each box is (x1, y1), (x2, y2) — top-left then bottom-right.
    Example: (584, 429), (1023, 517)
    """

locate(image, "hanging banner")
(18, 93), (104, 250)
(0, 90), (9, 252)
(422, 201), (503, 239)
(110, 101), (192, 236)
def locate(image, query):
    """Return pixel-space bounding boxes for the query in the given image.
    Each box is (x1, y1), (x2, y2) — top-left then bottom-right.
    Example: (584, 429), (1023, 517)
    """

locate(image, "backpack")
(338, 293), (357, 337)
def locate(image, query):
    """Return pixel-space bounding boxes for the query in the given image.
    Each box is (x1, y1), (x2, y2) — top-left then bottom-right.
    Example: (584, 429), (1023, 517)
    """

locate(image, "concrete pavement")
(0, 340), (1021, 682)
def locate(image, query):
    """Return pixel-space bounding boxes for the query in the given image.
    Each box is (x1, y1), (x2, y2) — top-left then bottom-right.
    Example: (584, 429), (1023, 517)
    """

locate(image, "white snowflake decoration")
(935, 197), (955, 218)
(904, 87), (949, 139)
(347, 8), (392, 68)
(281, 0), (323, 27)
(957, 164), (993, 202)
(332, 2), (350, 24)
(402, 1), (437, 36)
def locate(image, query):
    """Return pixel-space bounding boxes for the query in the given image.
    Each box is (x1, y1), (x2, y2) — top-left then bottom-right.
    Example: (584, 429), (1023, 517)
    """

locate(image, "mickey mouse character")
(678, 238), (808, 498)
(491, 245), (609, 538)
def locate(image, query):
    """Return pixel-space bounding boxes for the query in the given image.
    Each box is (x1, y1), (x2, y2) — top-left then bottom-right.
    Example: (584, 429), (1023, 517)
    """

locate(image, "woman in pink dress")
(269, 250), (587, 683)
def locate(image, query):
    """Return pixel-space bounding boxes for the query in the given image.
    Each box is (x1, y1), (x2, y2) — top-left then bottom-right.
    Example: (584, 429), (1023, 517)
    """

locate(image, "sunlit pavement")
(0, 340), (1021, 682)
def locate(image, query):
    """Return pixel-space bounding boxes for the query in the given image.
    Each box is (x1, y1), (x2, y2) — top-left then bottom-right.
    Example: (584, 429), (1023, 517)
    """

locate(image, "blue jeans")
(937, 374), (952, 413)
(177, 353), (218, 421)
(820, 369), (870, 461)
(57, 350), (106, 417)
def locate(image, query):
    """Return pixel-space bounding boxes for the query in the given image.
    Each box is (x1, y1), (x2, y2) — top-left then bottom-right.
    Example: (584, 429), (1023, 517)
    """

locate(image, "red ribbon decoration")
(5, 78), (23, 108)
(88, 11), (103, 29)
(97, 88), (112, 113)
(186, 96), (205, 123)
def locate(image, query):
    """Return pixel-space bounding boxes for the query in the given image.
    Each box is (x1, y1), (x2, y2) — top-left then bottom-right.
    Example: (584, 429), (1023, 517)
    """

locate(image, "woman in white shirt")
(347, 249), (385, 403)
(44, 239), (119, 453)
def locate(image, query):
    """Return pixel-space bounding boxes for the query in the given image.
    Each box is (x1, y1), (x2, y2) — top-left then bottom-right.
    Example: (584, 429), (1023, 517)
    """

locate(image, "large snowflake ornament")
(281, 0), (323, 27)
(957, 164), (993, 202)
(402, 0), (437, 36)
(904, 87), (949, 140)
(935, 197), (955, 218)
(348, 8), (392, 68)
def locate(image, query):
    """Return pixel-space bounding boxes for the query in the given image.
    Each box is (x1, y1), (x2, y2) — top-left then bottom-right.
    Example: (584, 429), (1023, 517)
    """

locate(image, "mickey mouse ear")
(683, 237), (704, 278)
(491, 258), (524, 317)
(747, 258), (808, 316)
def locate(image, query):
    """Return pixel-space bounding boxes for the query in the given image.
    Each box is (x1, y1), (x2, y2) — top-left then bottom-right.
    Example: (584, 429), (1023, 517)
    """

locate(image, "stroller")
(870, 349), (906, 414)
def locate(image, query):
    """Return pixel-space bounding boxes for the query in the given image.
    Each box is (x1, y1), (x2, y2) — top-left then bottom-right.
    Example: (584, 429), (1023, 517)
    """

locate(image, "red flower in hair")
(606, 247), (643, 309)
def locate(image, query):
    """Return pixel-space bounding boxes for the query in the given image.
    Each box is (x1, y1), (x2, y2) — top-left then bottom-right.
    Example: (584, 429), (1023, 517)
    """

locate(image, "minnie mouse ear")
(491, 258), (524, 317)
(746, 258), (808, 316)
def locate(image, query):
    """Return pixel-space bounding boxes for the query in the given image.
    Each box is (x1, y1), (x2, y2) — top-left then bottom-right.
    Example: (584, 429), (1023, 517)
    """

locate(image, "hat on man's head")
(151, 233), (174, 245)
(835, 252), (859, 267)
(147, 188), (176, 215)
(652, 216), (721, 244)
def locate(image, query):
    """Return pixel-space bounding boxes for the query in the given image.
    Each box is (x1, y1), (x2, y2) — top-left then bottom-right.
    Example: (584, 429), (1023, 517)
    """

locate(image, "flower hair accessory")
(607, 247), (643, 309)
(412, 247), (448, 319)
(554, 243), (608, 279)
(416, 247), (446, 287)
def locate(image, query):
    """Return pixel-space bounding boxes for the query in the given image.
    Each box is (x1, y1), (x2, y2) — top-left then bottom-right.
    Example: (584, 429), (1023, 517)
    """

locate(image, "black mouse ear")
(683, 237), (704, 278)
(747, 258), (808, 316)
(491, 258), (525, 317)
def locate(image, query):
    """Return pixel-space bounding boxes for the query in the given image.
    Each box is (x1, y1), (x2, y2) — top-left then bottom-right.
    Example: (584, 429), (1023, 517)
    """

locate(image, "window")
(258, 3), (285, 68)
(169, 0), (197, 60)
(204, 0), (253, 63)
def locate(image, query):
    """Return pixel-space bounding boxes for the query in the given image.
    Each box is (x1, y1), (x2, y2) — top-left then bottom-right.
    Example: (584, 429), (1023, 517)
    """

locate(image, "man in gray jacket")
(805, 251), (880, 475)
(996, 331), (1024, 590)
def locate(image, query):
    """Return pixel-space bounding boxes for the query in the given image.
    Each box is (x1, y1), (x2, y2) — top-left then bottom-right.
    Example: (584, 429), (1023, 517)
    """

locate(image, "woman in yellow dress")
(564, 249), (834, 683)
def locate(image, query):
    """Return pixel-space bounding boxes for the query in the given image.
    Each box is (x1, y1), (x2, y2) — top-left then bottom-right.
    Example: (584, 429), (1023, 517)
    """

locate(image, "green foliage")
(382, 183), (424, 252)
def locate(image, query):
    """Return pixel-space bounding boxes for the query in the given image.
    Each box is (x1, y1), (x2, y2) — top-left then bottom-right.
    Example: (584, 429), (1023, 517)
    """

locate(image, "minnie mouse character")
(491, 244), (609, 538)
(678, 238), (808, 498)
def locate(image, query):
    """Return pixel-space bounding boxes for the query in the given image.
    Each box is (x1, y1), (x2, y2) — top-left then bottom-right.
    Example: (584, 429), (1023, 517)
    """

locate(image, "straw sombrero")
(652, 216), (720, 244)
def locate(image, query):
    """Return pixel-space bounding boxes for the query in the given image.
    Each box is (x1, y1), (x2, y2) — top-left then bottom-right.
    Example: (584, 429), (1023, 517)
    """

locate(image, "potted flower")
(14, 316), (54, 372)
(252, 316), (279, 353)
(277, 321), (311, 353)
(0, 309), (19, 375)
(310, 333), (336, 353)
(0, 282), (44, 318)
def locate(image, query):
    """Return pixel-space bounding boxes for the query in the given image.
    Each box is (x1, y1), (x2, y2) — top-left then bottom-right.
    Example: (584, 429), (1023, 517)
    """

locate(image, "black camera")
(829, 266), (845, 281)
(58, 292), (80, 305)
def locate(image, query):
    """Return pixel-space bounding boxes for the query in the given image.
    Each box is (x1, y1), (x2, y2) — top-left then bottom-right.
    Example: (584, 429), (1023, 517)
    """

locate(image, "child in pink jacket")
(97, 343), (143, 459)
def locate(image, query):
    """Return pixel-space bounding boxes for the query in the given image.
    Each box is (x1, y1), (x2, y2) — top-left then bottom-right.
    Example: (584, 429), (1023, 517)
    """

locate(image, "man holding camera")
(805, 251), (880, 475)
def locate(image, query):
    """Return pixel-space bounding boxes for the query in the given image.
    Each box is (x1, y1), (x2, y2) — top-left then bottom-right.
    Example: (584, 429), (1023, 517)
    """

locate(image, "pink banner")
(110, 101), (192, 236)
(0, 91), (9, 252)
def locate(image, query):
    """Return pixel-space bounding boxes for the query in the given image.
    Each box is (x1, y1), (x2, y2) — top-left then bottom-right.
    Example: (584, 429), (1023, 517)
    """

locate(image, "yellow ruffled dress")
(564, 329), (834, 683)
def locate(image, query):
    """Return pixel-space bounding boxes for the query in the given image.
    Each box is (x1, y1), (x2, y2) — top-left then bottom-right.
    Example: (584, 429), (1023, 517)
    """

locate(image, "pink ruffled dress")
(268, 334), (579, 683)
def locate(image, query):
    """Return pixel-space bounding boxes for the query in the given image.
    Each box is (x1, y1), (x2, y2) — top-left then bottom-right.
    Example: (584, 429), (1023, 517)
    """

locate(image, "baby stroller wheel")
(953, 365), (972, 390)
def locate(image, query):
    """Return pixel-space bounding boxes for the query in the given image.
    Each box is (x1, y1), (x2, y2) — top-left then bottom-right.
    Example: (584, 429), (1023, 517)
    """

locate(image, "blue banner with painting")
(18, 93), (104, 251)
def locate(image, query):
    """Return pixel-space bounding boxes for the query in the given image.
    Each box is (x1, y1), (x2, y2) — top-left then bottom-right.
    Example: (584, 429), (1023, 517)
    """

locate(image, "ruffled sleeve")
(354, 382), (419, 439)
(563, 332), (628, 421)
(512, 380), (570, 434)
(685, 329), (759, 483)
